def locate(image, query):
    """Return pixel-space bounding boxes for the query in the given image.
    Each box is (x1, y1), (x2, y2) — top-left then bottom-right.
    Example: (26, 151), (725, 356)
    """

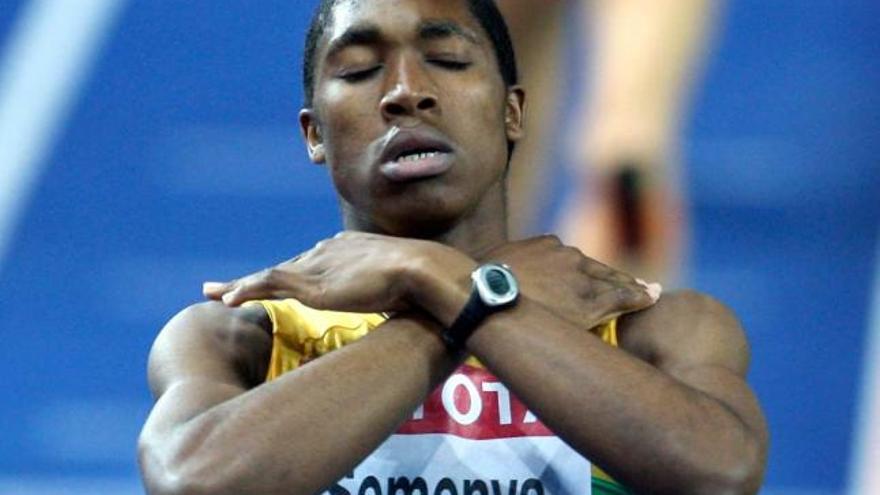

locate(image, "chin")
(370, 195), (469, 238)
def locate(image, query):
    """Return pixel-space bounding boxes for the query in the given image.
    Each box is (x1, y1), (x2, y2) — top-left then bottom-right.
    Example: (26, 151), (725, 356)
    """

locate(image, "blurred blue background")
(0, 0), (877, 493)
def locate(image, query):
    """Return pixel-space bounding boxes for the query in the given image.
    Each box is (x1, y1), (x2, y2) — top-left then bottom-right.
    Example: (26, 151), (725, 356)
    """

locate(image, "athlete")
(138, 1), (768, 494)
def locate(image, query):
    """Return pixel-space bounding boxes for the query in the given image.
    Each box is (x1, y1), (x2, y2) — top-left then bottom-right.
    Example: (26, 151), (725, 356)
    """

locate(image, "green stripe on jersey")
(592, 476), (633, 495)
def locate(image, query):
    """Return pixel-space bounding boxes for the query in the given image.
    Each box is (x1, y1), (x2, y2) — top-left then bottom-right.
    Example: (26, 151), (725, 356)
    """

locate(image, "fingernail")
(222, 291), (236, 305)
(648, 283), (663, 302)
(636, 278), (663, 302)
(203, 282), (224, 293)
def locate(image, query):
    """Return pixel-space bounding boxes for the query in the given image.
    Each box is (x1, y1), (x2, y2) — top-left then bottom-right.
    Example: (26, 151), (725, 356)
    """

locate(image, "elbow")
(687, 438), (766, 495)
(138, 432), (229, 495)
(138, 430), (313, 495)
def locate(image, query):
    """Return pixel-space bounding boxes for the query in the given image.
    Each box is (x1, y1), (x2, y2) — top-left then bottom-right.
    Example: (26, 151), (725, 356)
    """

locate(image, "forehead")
(325, 0), (481, 43)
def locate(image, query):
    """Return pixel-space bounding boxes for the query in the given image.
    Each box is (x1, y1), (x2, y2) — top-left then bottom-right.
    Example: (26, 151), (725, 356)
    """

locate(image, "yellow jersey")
(249, 298), (631, 495)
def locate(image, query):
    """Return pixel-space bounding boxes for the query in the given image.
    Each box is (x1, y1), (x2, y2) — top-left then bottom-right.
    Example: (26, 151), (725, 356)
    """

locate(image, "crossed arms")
(138, 234), (768, 495)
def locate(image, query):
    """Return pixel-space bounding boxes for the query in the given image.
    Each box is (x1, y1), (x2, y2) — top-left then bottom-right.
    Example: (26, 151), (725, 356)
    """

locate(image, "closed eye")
(339, 66), (382, 82)
(428, 59), (471, 71)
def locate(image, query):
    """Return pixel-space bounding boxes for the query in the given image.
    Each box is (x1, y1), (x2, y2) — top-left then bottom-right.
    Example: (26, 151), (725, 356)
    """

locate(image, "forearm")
(464, 298), (762, 494)
(143, 316), (457, 495)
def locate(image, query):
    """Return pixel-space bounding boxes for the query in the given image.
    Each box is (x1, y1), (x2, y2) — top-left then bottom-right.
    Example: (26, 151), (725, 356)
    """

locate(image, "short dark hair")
(302, 0), (518, 108)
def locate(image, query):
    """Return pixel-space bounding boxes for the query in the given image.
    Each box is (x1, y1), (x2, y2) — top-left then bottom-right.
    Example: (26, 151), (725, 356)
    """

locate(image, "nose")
(380, 55), (438, 121)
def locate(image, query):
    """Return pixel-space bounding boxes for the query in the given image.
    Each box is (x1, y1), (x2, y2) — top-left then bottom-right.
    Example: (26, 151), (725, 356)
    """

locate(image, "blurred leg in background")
(503, 0), (721, 284)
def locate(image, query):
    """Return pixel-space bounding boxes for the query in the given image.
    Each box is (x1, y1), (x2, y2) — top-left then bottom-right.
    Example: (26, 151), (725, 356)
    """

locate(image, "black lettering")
(358, 476), (383, 495)
(489, 480), (517, 495)
(519, 479), (544, 495)
(338, 474), (540, 495)
(326, 483), (351, 495)
(387, 476), (429, 495)
(325, 472), (354, 495)
(434, 478), (459, 495)
(464, 479), (489, 495)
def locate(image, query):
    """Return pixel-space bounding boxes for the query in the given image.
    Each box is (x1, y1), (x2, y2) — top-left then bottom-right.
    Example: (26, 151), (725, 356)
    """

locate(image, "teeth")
(398, 151), (441, 162)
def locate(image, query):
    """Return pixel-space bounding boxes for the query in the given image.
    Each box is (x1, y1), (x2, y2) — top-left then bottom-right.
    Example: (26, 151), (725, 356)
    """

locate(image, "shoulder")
(617, 290), (750, 376)
(184, 301), (271, 351)
(157, 301), (272, 360)
(147, 301), (273, 397)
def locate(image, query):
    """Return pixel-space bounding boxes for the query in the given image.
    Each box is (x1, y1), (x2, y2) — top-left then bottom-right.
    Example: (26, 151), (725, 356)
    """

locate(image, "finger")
(585, 262), (645, 293)
(580, 260), (632, 287)
(285, 253), (305, 264)
(578, 255), (615, 276)
(595, 281), (656, 314)
(205, 248), (313, 303)
(220, 269), (310, 307)
(598, 270), (663, 304)
(222, 284), (303, 307)
(537, 234), (562, 245)
(202, 281), (234, 300)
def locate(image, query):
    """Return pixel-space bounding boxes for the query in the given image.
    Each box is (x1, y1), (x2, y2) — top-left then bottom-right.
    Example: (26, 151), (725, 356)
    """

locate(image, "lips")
(377, 129), (455, 182)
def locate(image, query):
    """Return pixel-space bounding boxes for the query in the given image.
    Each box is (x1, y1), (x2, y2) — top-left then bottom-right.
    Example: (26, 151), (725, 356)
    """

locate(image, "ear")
(299, 108), (326, 164)
(504, 86), (526, 143)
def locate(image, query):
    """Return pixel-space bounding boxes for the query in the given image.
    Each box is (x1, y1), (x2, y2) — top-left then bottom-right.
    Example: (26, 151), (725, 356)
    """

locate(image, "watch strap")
(441, 289), (486, 351)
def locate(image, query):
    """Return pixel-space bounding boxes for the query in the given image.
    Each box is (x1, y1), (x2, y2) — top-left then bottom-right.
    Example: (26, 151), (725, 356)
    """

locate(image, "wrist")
(404, 249), (475, 326)
(441, 263), (520, 351)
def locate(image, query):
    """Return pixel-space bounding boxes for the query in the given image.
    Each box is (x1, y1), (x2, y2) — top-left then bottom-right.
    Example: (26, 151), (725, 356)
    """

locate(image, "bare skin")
(138, 1), (767, 494)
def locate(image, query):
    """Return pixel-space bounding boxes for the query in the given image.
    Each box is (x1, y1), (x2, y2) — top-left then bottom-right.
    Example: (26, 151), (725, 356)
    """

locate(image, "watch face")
(485, 268), (511, 294)
(472, 263), (519, 306)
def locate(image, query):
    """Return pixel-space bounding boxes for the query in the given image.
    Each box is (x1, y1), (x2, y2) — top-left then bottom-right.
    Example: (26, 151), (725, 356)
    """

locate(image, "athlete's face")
(301, 0), (524, 235)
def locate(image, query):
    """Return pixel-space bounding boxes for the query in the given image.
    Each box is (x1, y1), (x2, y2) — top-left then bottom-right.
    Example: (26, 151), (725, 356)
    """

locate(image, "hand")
(203, 232), (475, 315)
(483, 236), (661, 329)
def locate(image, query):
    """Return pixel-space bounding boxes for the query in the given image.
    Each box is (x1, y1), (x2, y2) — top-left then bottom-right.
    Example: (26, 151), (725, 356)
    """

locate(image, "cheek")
(322, 108), (373, 152)
(319, 80), (381, 147)
(318, 92), (379, 175)
(449, 82), (509, 164)
(319, 121), (373, 204)
(456, 78), (505, 122)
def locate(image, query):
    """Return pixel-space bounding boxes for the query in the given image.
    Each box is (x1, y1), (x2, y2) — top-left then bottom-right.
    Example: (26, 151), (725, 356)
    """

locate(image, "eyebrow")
(417, 20), (479, 44)
(325, 24), (383, 59)
(325, 19), (479, 60)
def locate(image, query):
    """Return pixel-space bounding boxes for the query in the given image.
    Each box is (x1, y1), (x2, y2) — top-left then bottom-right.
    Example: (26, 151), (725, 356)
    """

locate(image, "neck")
(341, 182), (510, 260)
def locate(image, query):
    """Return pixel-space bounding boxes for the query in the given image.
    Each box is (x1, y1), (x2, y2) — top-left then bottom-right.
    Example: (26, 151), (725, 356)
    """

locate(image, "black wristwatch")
(441, 263), (519, 351)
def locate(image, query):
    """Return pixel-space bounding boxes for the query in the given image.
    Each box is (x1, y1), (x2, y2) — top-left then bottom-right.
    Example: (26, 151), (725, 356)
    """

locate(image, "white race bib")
(325, 365), (591, 495)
